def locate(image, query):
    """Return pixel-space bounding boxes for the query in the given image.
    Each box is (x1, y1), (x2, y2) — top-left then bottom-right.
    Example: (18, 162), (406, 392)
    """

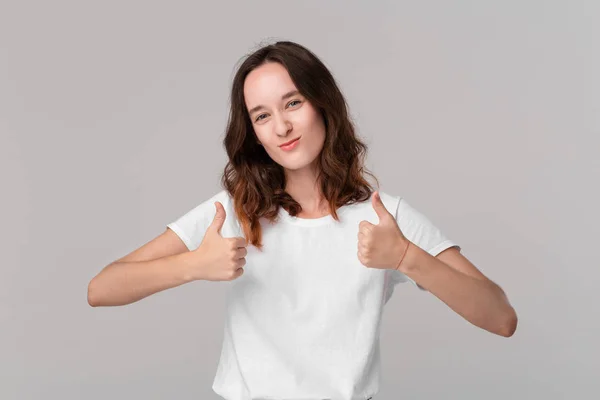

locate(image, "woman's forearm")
(87, 252), (199, 307)
(400, 242), (517, 337)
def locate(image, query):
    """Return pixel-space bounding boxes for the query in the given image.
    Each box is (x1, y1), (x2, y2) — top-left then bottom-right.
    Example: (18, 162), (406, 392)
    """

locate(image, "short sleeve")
(386, 196), (460, 295)
(166, 190), (237, 251)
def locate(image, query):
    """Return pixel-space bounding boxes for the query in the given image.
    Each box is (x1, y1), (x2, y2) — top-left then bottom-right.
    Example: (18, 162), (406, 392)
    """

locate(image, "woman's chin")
(280, 158), (319, 172)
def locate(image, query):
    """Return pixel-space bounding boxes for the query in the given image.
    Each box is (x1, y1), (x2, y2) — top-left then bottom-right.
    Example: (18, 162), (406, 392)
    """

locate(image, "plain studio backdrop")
(1, 1), (597, 399)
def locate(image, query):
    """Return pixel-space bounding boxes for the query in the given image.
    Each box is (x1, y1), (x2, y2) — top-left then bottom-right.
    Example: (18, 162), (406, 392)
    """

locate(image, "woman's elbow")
(87, 276), (102, 307)
(499, 307), (518, 337)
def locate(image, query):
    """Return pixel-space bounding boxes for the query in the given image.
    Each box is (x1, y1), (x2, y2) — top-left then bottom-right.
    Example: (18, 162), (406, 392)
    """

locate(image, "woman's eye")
(254, 101), (300, 122)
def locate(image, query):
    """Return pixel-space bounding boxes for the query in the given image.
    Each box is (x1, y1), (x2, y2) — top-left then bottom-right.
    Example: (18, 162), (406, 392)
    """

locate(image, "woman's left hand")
(357, 191), (410, 270)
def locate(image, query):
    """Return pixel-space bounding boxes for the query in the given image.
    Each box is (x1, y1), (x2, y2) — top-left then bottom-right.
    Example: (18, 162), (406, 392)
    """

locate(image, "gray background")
(1, 0), (597, 399)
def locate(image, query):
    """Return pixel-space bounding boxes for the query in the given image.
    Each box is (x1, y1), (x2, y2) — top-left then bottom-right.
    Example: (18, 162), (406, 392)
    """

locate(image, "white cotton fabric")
(167, 189), (459, 400)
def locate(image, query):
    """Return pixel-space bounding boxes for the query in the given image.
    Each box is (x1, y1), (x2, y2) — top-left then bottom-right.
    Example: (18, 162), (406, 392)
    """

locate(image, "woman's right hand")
(191, 201), (247, 282)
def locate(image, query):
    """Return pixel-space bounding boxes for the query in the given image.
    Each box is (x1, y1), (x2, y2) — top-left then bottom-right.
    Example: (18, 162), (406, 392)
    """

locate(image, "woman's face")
(244, 62), (326, 172)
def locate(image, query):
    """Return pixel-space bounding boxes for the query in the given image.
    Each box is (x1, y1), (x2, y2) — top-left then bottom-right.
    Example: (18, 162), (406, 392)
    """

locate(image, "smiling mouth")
(279, 137), (301, 147)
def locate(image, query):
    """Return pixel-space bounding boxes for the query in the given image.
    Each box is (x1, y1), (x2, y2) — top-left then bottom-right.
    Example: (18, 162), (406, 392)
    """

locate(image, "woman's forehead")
(244, 64), (298, 107)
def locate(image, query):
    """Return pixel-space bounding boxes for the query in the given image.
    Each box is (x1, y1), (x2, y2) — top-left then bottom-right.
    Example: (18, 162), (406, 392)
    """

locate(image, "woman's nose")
(273, 113), (292, 137)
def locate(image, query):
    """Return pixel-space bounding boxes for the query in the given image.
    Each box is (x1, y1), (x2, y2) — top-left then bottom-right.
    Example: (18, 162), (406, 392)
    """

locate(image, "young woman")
(88, 40), (517, 400)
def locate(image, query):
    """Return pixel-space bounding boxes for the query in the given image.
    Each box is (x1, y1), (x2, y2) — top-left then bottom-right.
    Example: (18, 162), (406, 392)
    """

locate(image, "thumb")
(208, 201), (226, 235)
(371, 191), (392, 222)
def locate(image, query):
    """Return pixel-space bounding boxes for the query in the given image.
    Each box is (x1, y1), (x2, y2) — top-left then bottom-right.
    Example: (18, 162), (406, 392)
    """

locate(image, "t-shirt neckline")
(277, 204), (349, 227)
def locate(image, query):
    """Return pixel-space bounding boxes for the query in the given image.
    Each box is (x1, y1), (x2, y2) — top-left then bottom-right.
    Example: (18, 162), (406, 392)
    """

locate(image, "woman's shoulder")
(358, 190), (402, 215)
(340, 190), (402, 219)
(377, 190), (403, 208)
(208, 189), (234, 205)
(177, 189), (235, 219)
(192, 189), (232, 206)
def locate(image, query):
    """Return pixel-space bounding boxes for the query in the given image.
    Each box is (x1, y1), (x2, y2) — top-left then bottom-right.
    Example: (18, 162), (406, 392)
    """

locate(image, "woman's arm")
(400, 243), (518, 337)
(88, 228), (202, 307)
(87, 251), (202, 307)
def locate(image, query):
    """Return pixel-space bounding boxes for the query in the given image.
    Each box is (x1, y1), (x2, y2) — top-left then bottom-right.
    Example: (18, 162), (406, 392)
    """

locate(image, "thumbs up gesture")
(193, 201), (248, 281)
(357, 191), (410, 270)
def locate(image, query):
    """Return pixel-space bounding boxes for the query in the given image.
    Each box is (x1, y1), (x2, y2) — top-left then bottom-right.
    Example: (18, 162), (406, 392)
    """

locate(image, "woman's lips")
(280, 136), (301, 151)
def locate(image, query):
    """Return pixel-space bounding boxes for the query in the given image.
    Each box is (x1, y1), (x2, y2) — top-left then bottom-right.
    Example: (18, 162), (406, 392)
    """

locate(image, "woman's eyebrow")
(248, 90), (300, 115)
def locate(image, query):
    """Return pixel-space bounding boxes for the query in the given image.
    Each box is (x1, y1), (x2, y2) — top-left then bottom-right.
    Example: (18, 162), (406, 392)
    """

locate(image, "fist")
(193, 201), (248, 281)
(357, 191), (409, 270)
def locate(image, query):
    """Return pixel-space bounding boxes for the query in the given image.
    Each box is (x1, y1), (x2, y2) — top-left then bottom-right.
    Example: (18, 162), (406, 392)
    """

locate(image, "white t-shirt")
(167, 189), (459, 400)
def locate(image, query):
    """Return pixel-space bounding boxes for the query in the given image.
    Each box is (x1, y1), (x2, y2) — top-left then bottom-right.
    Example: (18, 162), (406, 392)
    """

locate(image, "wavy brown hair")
(221, 40), (379, 250)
